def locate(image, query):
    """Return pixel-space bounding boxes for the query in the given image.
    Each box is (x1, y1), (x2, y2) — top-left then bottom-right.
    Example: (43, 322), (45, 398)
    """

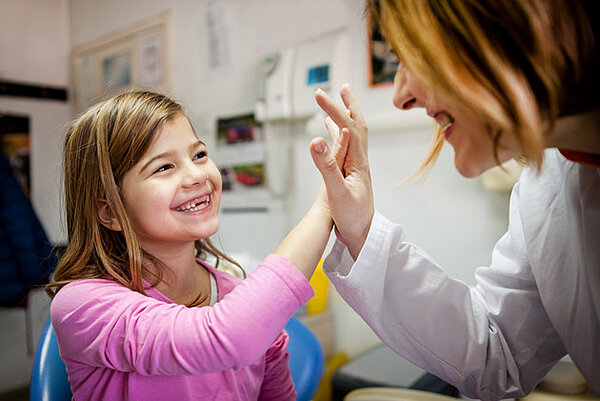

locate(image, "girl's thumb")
(310, 137), (345, 193)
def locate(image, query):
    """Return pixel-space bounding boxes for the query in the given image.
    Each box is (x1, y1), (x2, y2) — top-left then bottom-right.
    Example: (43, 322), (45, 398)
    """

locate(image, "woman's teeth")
(176, 198), (209, 212)
(437, 113), (454, 132)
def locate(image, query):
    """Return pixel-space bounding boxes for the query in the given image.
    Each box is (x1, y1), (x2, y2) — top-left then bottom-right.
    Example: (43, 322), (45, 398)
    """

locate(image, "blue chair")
(285, 315), (325, 401)
(30, 317), (72, 401)
(30, 315), (324, 401)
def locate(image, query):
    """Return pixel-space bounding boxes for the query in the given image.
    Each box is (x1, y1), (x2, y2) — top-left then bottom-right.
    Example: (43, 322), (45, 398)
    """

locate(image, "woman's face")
(393, 64), (520, 177)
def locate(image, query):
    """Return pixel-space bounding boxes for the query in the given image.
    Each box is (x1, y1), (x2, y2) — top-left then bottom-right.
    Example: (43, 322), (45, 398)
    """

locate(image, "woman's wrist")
(347, 229), (369, 260)
(339, 210), (373, 260)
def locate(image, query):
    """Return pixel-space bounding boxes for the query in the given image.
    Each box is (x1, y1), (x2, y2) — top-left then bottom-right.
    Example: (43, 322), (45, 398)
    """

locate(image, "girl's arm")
(257, 331), (296, 401)
(273, 186), (333, 280)
(51, 254), (313, 376)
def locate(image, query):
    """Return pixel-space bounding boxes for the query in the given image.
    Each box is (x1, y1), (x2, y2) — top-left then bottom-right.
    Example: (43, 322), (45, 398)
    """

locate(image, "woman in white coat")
(307, 1), (599, 400)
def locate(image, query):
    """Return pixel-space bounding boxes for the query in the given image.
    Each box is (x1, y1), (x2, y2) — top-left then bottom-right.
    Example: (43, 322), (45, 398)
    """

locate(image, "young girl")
(47, 91), (335, 400)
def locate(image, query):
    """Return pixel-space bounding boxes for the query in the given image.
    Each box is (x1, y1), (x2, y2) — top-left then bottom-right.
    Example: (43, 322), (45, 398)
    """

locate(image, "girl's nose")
(181, 163), (208, 188)
(392, 64), (423, 111)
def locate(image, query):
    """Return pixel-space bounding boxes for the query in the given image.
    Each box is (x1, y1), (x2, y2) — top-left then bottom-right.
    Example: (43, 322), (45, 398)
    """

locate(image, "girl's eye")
(193, 151), (207, 161)
(153, 164), (172, 174)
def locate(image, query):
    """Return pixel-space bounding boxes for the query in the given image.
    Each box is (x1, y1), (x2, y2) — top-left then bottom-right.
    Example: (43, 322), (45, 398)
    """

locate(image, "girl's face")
(120, 114), (222, 252)
(392, 64), (520, 177)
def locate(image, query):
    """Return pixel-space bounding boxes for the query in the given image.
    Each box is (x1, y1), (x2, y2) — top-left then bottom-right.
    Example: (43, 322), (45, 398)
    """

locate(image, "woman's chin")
(454, 158), (487, 178)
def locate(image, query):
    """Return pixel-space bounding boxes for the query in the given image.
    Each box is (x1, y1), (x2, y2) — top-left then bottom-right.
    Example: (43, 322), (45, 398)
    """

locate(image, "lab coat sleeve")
(323, 184), (564, 400)
(51, 253), (313, 376)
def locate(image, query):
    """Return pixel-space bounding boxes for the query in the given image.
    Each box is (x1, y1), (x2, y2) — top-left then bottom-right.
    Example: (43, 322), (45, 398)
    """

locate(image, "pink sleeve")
(51, 254), (313, 376)
(258, 331), (296, 401)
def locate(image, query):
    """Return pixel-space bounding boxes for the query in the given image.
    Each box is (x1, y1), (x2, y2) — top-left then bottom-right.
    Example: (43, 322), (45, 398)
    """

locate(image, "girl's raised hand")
(310, 84), (375, 260)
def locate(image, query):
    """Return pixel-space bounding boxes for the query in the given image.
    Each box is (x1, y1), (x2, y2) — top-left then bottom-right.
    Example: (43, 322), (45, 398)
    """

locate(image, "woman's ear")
(96, 200), (122, 231)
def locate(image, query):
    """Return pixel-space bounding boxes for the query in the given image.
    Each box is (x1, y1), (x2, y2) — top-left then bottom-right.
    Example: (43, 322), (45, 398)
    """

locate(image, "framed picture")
(220, 163), (265, 191)
(217, 113), (262, 146)
(215, 113), (265, 192)
(0, 113), (31, 196)
(368, 10), (399, 87)
(71, 12), (171, 113)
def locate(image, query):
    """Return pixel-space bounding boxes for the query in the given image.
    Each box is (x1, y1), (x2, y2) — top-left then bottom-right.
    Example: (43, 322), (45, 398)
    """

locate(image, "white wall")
(0, 0), (71, 393)
(3, 0), (512, 362)
(0, 0), (71, 244)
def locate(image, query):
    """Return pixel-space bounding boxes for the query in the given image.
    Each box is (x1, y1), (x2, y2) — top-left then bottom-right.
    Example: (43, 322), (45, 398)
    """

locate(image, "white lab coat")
(324, 148), (599, 400)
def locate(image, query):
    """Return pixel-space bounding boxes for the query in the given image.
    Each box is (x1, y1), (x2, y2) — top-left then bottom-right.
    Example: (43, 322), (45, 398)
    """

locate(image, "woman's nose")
(392, 64), (423, 110)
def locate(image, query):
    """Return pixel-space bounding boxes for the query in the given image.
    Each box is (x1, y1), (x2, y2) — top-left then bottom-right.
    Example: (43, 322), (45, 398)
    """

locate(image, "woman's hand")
(273, 127), (350, 280)
(309, 84), (374, 260)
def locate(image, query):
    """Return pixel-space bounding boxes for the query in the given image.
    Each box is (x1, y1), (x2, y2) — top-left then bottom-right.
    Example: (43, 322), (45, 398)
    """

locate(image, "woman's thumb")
(310, 137), (345, 193)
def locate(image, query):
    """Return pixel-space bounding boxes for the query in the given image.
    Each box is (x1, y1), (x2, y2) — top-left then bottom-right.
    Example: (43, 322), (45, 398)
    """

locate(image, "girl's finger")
(340, 84), (366, 125)
(325, 116), (340, 143)
(309, 137), (347, 196)
(332, 128), (350, 172)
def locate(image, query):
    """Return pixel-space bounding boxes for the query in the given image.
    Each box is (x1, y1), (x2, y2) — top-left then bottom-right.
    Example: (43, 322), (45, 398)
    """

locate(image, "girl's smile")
(174, 195), (211, 212)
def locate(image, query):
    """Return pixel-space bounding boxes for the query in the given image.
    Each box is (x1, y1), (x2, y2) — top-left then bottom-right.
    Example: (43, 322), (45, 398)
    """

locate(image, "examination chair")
(30, 315), (324, 401)
(29, 317), (70, 401)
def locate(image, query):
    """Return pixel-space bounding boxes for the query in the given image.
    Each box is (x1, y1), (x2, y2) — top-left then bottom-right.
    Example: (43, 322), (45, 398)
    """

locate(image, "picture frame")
(215, 113), (265, 192)
(367, 10), (399, 87)
(71, 12), (171, 113)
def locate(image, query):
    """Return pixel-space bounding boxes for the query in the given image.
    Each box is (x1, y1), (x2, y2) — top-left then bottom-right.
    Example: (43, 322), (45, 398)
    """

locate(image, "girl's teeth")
(177, 199), (209, 212)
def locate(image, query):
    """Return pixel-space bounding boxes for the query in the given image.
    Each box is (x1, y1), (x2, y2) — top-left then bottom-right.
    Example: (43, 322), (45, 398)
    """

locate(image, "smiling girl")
(47, 91), (335, 400)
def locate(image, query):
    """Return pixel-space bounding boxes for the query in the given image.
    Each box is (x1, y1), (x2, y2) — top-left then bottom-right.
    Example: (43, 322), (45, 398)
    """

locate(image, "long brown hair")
(369, 0), (597, 173)
(47, 91), (241, 303)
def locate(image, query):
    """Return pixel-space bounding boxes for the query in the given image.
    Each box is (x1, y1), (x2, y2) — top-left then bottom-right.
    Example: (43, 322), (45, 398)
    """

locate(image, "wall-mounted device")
(256, 28), (350, 123)
(255, 29), (350, 197)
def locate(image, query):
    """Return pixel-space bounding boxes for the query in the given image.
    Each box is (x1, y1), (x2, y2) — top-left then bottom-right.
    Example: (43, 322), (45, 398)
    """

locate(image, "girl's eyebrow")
(191, 140), (206, 149)
(139, 140), (206, 174)
(139, 150), (174, 174)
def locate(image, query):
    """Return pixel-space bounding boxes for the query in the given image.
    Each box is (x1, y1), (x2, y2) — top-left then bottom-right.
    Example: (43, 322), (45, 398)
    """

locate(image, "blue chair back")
(30, 315), (323, 401)
(285, 315), (325, 401)
(30, 317), (72, 401)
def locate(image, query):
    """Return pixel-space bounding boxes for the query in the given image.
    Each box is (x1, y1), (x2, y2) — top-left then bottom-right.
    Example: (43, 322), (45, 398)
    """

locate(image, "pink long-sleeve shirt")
(51, 253), (313, 400)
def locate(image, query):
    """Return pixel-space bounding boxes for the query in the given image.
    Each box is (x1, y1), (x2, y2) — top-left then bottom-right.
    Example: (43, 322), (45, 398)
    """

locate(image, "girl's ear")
(96, 200), (122, 231)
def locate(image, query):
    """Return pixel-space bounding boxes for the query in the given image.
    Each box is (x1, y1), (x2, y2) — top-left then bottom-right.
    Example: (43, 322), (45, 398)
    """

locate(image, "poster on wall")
(368, 11), (400, 86)
(214, 113), (265, 192)
(138, 28), (165, 88)
(203, 0), (233, 79)
(0, 114), (31, 196)
(102, 50), (132, 93)
(71, 12), (171, 114)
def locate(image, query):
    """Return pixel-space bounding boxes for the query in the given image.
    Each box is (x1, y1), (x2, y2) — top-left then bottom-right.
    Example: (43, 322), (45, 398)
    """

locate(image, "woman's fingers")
(315, 89), (353, 129)
(340, 84), (365, 122)
(315, 86), (368, 159)
(339, 84), (368, 153)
